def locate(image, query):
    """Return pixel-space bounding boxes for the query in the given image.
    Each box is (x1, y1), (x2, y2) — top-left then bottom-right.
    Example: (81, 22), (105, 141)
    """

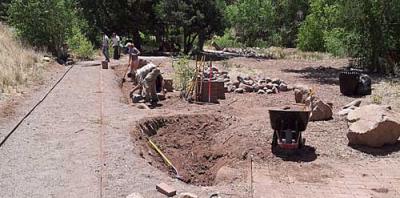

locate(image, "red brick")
(156, 183), (176, 197)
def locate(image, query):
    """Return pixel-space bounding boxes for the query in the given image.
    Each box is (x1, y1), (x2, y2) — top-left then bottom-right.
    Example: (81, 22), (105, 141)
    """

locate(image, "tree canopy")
(4, 0), (400, 74)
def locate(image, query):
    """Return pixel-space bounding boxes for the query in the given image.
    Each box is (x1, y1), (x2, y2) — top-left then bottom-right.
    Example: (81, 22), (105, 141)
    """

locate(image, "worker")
(126, 42), (141, 81)
(102, 32), (110, 62)
(129, 62), (162, 105)
(111, 33), (121, 60)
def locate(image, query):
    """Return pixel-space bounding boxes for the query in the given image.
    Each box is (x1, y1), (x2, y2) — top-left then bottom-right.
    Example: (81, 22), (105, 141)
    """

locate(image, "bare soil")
(112, 55), (400, 187)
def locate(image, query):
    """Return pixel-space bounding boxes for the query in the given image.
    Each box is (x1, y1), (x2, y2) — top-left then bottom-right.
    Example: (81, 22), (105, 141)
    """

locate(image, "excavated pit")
(132, 114), (256, 186)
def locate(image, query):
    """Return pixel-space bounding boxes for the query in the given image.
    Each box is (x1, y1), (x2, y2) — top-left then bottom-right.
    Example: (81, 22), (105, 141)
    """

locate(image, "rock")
(346, 104), (400, 147)
(239, 83), (254, 92)
(272, 83), (279, 88)
(42, 57), (51, 62)
(338, 107), (356, 116)
(272, 78), (281, 85)
(179, 192), (198, 198)
(252, 84), (260, 92)
(243, 79), (254, 86)
(258, 79), (266, 84)
(306, 97), (333, 121)
(257, 90), (266, 94)
(343, 99), (362, 109)
(266, 83), (274, 89)
(224, 78), (230, 83)
(294, 85), (311, 103)
(126, 193), (145, 198)
(227, 85), (236, 92)
(265, 77), (272, 83)
(232, 81), (240, 88)
(271, 87), (279, 94)
(266, 89), (274, 94)
(278, 83), (289, 92)
(234, 88), (244, 93)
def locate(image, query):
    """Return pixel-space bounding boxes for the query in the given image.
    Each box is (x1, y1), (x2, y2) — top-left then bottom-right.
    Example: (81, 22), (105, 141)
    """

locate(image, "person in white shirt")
(102, 32), (110, 62)
(111, 32), (120, 60)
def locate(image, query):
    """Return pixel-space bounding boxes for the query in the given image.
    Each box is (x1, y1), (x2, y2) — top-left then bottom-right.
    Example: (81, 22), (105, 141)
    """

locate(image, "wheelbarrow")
(269, 108), (311, 150)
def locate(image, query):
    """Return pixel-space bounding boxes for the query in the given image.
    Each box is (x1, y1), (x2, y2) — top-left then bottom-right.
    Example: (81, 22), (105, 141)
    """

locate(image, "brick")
(102, 61), (108, 69)
(156, 183), (176, 197)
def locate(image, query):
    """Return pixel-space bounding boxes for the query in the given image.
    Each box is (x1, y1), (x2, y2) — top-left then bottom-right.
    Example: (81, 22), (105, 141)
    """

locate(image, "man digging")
(129, 62), (164, 106)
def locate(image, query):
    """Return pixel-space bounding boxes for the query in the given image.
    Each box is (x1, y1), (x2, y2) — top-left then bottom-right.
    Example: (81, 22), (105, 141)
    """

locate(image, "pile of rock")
(201, 67), (292, 95)
(222, 47), (272, 59)
(226, 76), (292, 94)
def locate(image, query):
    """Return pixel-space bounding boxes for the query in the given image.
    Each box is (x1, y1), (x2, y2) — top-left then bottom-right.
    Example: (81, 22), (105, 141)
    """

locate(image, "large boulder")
(305, 97), (333, 121)
(346, 104), (400, 147)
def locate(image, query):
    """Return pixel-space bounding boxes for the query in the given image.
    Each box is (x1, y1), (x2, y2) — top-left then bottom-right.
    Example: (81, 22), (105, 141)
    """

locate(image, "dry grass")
(369, 80), (400, 111)
(0, 23), (43, 97)
(259, 47), (334, 60)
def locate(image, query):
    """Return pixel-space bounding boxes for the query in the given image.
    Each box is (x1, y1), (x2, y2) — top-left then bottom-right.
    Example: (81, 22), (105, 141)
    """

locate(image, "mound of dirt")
(133, 114), (272, 186)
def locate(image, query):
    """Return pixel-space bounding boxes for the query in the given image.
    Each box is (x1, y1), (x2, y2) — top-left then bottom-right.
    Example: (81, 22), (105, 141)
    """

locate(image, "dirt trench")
(132, 114), (273, 186)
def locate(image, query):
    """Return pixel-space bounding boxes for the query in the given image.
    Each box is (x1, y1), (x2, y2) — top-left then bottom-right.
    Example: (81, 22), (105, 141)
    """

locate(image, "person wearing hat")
(126, 42), (141, 80)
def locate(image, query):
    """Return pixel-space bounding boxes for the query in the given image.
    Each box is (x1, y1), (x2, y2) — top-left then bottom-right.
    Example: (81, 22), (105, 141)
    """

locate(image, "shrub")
(323, 28), (347, 57)
(297, 14), (325, 52)
(8, 0), (74, 54)
(172, 56), (195, 91)
(212, 30), (242, 48)
(67, 26), (95, 60)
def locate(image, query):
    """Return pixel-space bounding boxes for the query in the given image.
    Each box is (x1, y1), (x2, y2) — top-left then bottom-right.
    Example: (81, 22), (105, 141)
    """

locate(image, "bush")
(67, 26), (95, 60)
(8, 0), (74, 54)
(297, 15), (325, 52)
(172, 56), (195, 91)
(212, 30), (242, 48)
(323, 28), (347, 57)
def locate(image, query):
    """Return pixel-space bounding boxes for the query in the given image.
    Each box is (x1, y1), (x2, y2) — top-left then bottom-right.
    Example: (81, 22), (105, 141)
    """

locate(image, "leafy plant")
(172, 56), (195, 90)
(67, 26), (95, 60)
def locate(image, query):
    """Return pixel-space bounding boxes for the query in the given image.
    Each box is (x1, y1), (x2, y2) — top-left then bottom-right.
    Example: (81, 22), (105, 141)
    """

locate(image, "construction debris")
(156, 183), (177, 197)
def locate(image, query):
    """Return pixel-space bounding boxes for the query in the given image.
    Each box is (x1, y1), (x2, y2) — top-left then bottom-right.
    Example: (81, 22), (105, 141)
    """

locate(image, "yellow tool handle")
(148, 139), (173, 167)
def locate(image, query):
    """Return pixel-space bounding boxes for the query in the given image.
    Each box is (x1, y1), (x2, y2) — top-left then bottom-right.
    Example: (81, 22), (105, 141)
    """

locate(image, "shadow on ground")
(282, 66), (343, 85)
(350, 141), (400, 156)
(272, 145), (317, 162)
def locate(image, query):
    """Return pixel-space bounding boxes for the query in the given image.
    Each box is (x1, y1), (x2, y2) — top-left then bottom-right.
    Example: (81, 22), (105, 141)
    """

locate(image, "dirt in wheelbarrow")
(132, 114), (274, 186)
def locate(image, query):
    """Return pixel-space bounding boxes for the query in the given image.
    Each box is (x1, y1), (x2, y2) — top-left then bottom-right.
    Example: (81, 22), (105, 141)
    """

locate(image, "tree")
(226, 0), (274, 46)
(0, 0), (11, 21)
(156, 0), (226, 53)
(8, 0), (75, 53)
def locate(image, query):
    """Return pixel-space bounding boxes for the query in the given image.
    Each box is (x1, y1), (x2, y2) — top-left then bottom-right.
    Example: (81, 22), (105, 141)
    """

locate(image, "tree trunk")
(197, 34), (206, 52)
(133, 29), (142, 50)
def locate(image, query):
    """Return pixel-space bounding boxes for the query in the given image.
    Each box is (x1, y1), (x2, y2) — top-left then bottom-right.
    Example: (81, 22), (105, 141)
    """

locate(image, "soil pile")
(133, 114), (272, 186)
